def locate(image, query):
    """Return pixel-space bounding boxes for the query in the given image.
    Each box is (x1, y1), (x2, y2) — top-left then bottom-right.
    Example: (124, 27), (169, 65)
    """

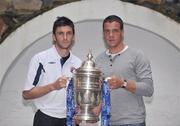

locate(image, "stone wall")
(0, 0), (80, 44)
(122, 0), (180, 21)
(0, 0), (179, 44)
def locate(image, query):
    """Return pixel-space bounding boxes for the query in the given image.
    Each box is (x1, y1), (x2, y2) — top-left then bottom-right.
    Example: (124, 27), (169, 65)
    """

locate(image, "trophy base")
(74, 114), (99, 122)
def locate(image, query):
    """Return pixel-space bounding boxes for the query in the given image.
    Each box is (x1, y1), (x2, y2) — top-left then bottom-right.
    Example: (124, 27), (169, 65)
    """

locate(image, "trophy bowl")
(73, 52), (102, 121)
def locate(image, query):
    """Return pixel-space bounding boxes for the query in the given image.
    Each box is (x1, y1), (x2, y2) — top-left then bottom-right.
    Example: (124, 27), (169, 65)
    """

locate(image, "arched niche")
(0, 0), (180, 126)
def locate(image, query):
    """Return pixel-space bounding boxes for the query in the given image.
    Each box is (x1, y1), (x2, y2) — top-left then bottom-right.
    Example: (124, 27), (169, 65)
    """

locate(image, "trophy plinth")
(73, 52), (102, 122)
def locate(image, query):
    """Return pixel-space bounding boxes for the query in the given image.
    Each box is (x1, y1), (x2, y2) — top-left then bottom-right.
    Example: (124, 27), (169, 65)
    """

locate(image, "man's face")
(53, 26), (74, 50)
(103, 21), (123, 48)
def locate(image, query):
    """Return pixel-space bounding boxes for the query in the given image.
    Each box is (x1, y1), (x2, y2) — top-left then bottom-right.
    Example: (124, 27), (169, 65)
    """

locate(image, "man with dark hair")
(95, 15), (154, 126)
(22, 16), (82, 126)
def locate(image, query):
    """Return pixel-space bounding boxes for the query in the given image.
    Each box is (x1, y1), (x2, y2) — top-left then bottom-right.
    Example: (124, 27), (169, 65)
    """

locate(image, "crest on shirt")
(48, 61), (56, 64)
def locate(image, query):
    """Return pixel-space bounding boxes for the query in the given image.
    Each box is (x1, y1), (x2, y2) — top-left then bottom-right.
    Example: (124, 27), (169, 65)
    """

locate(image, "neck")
(109, 43), (125, 54)
(55, 44), (70, 57)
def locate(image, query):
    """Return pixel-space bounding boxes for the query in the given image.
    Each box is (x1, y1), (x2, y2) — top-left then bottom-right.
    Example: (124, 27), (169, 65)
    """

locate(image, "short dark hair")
(103, 15), (124, 30)
(53, 16), (75, 34)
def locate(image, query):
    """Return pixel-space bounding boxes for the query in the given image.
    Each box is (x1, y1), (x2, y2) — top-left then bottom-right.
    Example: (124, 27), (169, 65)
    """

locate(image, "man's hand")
(108, 75), (124, 89)
(51, 76), (68, 90)
(74, 104), (101, 124)
(92, 104), (101, 116)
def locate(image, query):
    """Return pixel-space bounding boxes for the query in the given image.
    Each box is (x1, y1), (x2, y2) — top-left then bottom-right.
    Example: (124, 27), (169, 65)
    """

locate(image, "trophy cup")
(73, 52), (102, 121)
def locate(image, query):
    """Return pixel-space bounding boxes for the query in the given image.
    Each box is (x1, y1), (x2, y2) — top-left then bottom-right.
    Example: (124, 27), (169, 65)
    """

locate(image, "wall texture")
(0, 0), (180, 126)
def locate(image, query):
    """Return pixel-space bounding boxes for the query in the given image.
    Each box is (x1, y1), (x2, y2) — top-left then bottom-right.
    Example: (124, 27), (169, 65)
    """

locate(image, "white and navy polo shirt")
(24, 45), (82, 118)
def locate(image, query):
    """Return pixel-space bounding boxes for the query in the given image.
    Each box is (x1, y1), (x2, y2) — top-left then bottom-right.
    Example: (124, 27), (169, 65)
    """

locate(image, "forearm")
(108, 76), (136, 93)
(22, 83), (54, 100)
(124, 79), (153, 97)
(134, 78), (154, 96)
(124, 80), (136, 93)
(23, 77), (67, 100)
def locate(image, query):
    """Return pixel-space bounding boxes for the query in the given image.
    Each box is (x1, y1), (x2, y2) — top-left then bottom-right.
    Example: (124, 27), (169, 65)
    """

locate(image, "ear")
(121, 30), (124, 41)
(72, 35), (75, 42)
(52, 34), (56, 42)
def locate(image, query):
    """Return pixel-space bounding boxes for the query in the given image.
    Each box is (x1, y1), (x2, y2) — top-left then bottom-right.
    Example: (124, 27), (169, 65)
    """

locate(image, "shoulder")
(127, 47), (150, 64)
(95, 51), (106, 61)
(125, 47), (140, 55)
(125, 47), (145, 58)
(70, 53), (82, 66)
(31, 48), (52, 63)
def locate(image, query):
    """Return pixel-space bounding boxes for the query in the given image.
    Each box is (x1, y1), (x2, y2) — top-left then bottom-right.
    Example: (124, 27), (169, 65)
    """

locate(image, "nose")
(63, 34), (67, 40)
(108, 30), (114, 37)
(109, 31), (113, 37)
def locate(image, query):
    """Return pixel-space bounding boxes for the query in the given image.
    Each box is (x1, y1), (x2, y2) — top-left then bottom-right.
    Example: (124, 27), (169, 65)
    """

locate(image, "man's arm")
(22, 77), (67, 100)
(107, 76), (136, 93)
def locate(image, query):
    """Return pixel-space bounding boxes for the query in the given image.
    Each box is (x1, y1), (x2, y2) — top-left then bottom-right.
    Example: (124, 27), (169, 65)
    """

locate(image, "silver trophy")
(73, 52), (102, 121)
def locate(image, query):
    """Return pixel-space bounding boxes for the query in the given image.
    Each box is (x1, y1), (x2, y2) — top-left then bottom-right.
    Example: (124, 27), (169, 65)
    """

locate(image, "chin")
(108, 44), (117, 47)
(62, 45), (72, 49)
